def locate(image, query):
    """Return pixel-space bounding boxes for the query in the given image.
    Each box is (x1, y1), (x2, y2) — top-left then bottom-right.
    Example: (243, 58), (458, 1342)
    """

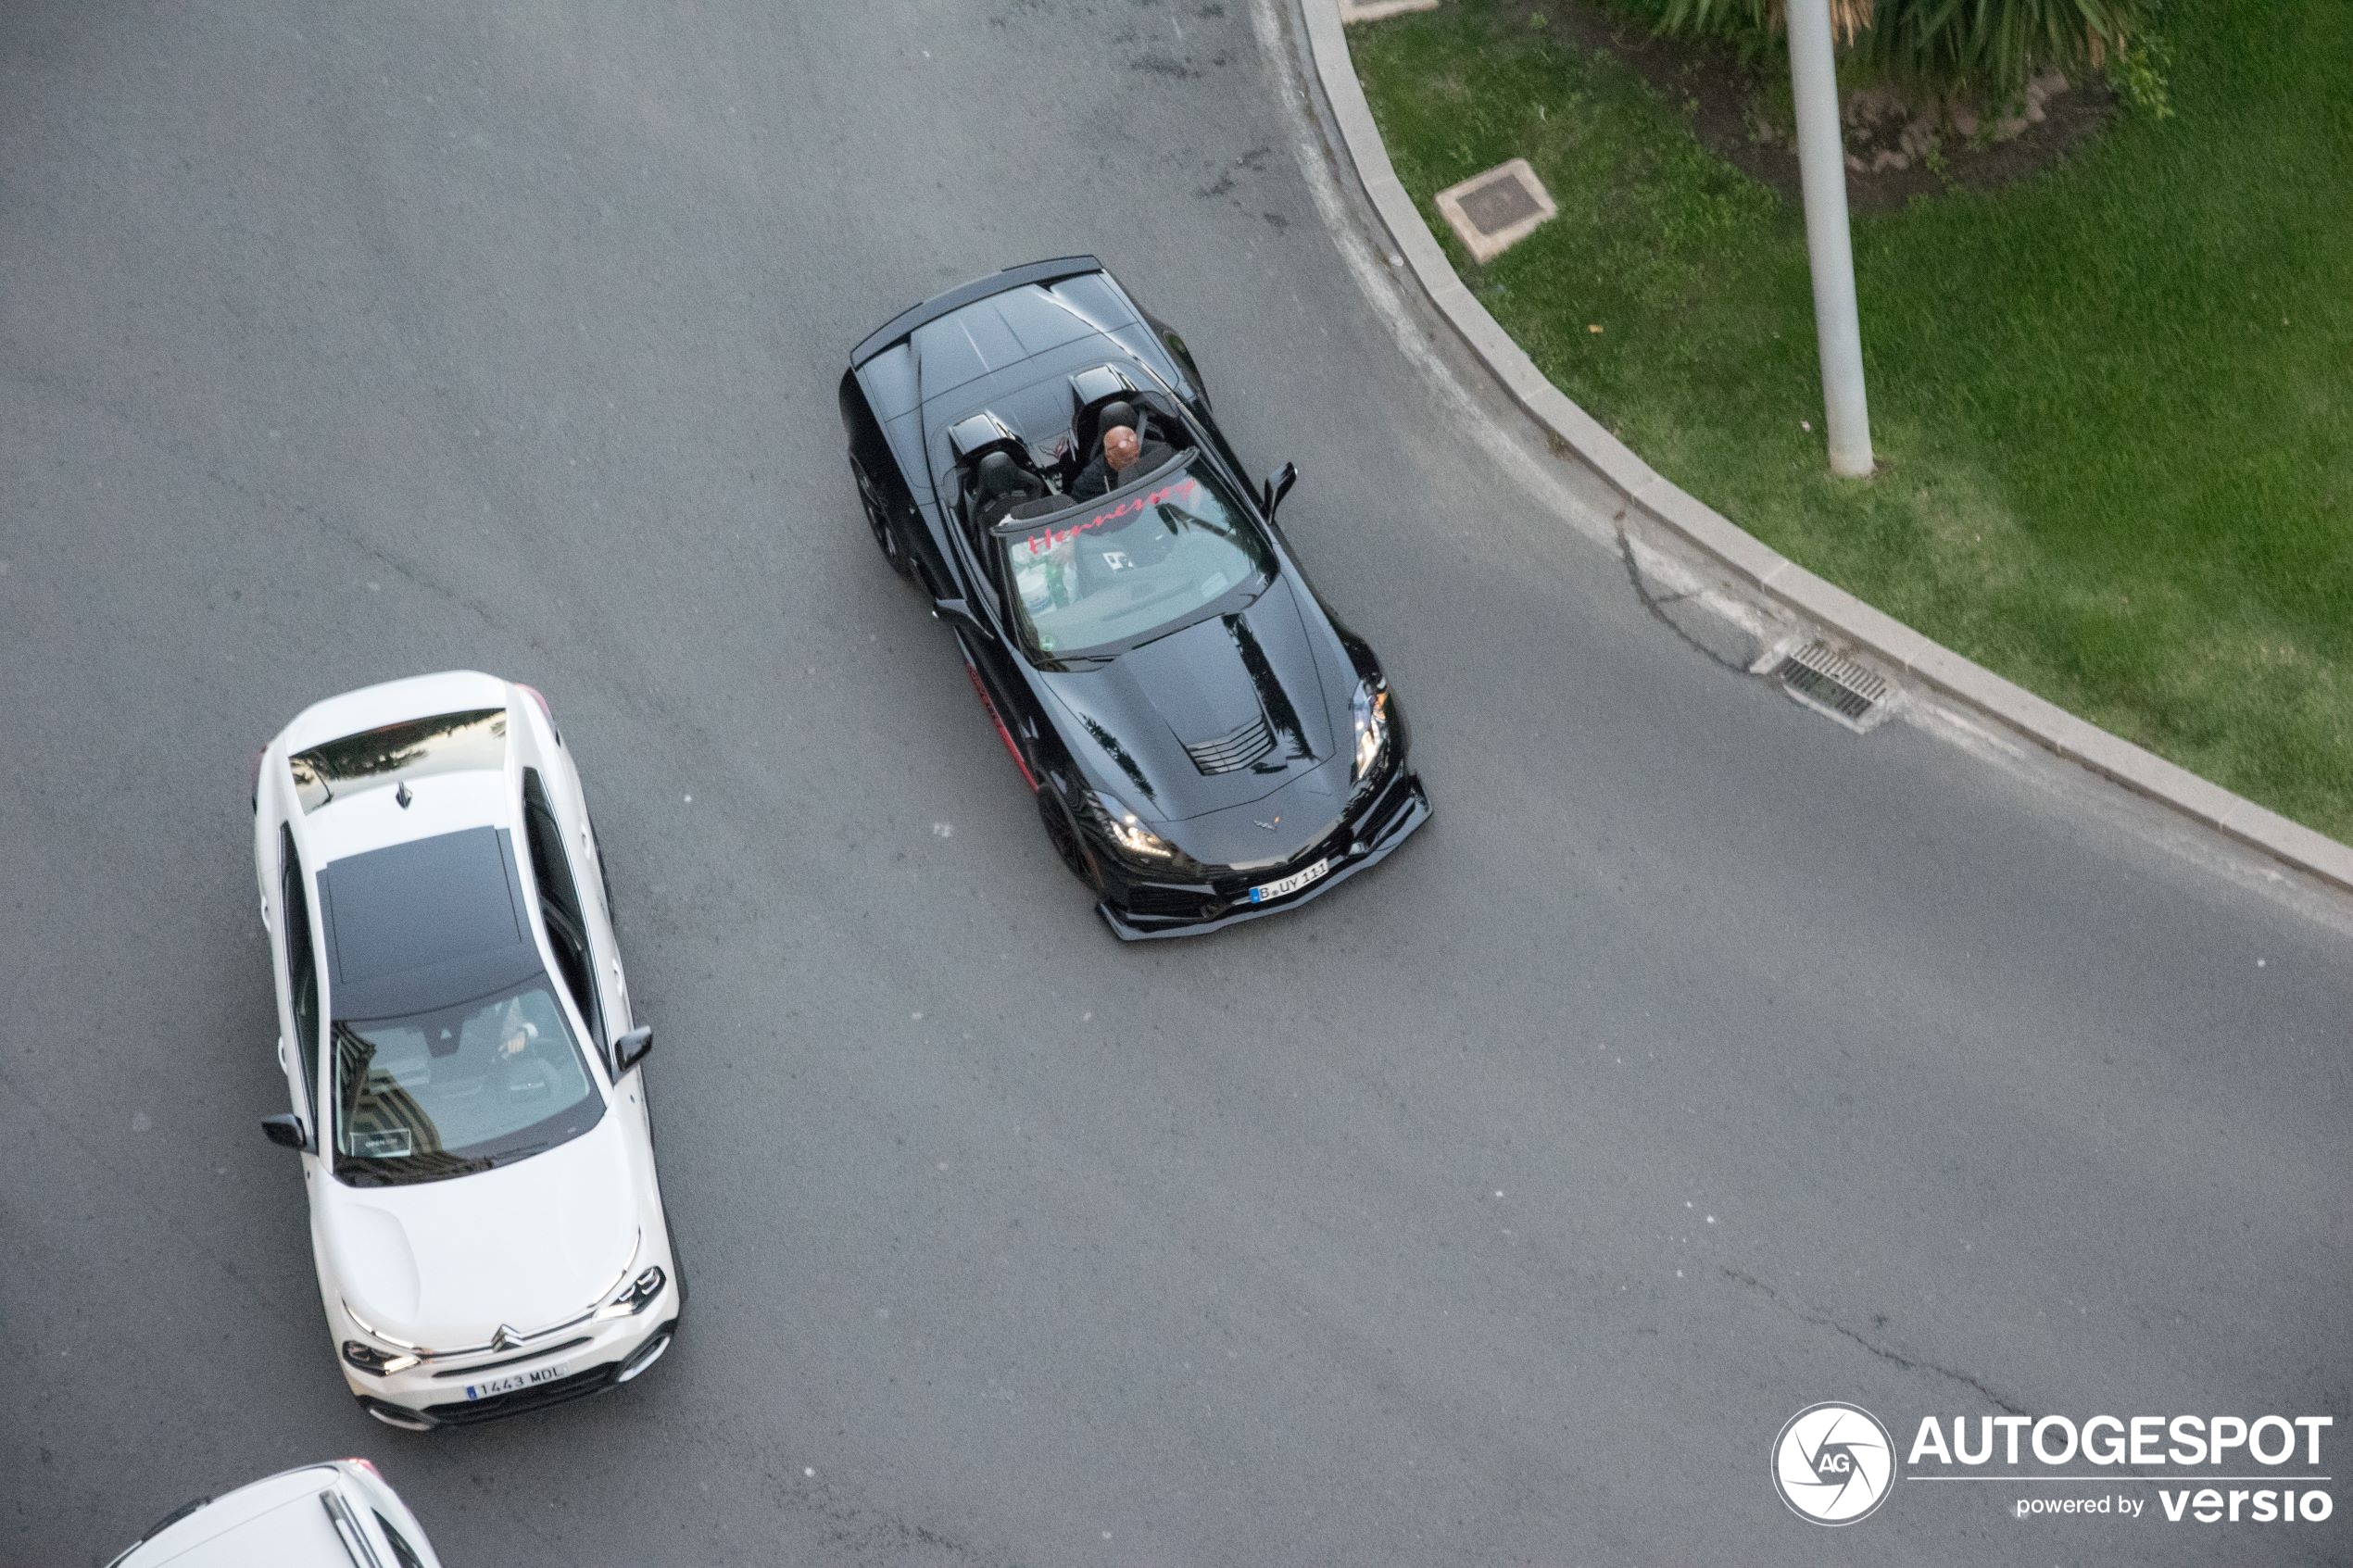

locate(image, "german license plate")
(1248, 858), (1330, 904)
(466, 1363), (567, 1400)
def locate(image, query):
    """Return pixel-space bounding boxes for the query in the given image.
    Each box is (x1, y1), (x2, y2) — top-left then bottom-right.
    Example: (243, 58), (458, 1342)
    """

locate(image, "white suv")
(252, 671), (681, 1428)
(107, 1458), (442, 1567)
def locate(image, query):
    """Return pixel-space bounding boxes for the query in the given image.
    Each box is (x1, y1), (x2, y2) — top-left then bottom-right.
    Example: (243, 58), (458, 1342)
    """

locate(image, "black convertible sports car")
(839, 256), (1430, 938)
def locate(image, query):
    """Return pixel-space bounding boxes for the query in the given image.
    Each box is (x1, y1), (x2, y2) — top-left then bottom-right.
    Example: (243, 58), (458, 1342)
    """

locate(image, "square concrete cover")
(1434, 157), (1557, 263)
(1339, 0), (1441, 20)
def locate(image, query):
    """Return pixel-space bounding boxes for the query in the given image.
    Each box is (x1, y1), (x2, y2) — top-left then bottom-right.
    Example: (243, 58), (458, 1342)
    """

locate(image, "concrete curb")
(1296, 0), (2353, 897)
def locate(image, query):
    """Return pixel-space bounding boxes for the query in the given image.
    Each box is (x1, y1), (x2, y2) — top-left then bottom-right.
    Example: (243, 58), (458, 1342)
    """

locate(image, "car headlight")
(1076, 788), (1181, 864)
(596, 1265), (667, 1321)
(341, 1340), (422, 1377)
(1351, 677), (1391, 783)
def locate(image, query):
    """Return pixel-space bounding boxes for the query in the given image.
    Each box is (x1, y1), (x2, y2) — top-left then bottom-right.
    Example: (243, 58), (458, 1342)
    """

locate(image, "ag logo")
(1772, 1402), (1897, 1524)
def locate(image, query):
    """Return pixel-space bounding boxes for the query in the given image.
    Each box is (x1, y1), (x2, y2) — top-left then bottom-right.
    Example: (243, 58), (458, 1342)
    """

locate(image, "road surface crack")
(1719, 1266), (2026, 1415)
(1617, 527), (1753, 674)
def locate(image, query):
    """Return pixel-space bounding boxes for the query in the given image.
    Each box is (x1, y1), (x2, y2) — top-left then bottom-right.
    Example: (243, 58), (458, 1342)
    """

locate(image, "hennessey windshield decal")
(1022, 477), (1200, 556)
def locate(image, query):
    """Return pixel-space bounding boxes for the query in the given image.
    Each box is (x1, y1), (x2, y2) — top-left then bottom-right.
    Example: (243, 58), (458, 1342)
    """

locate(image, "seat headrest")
(976, 451), (1024, 498)
(1095, 400), (1138, 443)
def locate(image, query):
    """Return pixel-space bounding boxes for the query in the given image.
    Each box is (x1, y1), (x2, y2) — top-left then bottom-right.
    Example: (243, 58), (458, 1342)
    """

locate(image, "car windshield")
(330, 977), (602, 1185)
(996, 458), (1274, 657)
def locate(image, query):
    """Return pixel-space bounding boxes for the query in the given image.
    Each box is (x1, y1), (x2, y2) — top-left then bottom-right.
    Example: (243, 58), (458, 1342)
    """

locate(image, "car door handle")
(276, 1036), (289, 1072)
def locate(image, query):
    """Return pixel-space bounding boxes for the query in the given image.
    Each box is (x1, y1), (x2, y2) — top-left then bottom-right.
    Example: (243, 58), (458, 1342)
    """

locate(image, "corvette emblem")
(489, 1323), (522, 1351)
(1254, 815), (1281, 830)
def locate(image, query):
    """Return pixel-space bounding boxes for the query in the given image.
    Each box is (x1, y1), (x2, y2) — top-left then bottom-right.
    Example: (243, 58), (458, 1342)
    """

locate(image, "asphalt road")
(4, 2), (2347, 1564)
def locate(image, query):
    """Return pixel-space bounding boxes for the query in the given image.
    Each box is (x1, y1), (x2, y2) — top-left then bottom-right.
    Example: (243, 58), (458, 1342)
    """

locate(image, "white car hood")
(316, 1111), (638, 1348)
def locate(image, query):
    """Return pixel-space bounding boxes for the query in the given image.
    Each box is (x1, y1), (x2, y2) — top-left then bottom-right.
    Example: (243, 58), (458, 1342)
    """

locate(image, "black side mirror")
(1262, 462), (1298, 517)
(612, 1025), (654, 1077)
(260, 1113), (310, 1152)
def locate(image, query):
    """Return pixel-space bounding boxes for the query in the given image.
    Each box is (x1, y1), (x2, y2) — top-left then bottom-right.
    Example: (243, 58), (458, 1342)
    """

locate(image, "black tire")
(1037, 787), (1095, 884)
(850, 454), (915, 580)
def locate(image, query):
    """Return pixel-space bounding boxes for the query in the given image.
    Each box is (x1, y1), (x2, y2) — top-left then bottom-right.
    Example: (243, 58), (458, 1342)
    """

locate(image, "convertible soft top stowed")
(849, 255), (1104, 370)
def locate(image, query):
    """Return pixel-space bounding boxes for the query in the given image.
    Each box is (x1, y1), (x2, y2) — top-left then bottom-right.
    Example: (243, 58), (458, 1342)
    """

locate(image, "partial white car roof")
(276, 671), (511, 756)
(271, 671), (522, 868)
(319, 824), (540, 1019)
(114, 1465), (357, 1567)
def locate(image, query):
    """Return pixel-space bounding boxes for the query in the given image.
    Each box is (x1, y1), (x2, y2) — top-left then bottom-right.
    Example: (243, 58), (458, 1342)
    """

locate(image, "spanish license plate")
(1248, 857), (1330, 905)
(466, 1363), (567, 1400)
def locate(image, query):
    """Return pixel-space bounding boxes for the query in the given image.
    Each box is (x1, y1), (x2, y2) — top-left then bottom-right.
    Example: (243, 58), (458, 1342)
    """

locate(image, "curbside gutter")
(1294, 0), (2353, 897)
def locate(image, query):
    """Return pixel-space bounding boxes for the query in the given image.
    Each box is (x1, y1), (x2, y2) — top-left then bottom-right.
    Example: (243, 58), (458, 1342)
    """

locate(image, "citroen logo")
(489, 1323), (522, 1351)
(1254, 814), (1282, 831)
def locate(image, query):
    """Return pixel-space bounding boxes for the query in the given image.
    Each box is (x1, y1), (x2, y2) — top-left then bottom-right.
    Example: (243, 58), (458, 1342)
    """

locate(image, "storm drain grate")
(1772, 640), (1891, 724)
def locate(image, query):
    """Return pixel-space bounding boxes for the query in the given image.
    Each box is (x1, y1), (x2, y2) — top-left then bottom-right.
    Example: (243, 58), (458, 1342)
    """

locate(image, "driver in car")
(1072, 420), (1173, 500)
(496, 998), (537, 1060)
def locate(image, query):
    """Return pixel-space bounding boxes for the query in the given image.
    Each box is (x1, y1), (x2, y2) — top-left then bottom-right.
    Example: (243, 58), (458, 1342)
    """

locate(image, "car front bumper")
(338, 1258), (683, 1430)
(1095, 766), (1431, 940)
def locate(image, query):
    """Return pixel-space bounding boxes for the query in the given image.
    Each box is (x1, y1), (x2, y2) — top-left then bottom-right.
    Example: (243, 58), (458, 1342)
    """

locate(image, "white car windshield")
(997, 458), (1274, 657)
(331, 978), (602, 1185)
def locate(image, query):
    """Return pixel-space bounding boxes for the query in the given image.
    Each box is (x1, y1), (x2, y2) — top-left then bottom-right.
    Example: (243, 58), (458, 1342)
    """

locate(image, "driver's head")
(1103, 425), (1142, 473)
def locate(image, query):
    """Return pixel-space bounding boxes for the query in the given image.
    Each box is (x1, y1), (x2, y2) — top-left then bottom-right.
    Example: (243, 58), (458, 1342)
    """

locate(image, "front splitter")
(1096, 773), (1431, 941)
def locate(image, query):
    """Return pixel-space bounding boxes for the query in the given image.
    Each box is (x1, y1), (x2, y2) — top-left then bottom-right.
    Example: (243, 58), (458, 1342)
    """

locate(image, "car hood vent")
(1185, 713), (1277, 775)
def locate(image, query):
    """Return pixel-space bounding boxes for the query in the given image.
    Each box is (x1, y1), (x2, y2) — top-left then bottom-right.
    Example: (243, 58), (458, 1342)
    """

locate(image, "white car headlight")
(595, 1265), (668, 1320)
(1351, 677), (1391, 783)
(341, 1340), (422, 1377)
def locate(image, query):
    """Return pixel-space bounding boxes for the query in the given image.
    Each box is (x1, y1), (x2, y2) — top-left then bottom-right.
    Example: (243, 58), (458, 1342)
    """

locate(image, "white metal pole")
(1785, 0), (1874, 476)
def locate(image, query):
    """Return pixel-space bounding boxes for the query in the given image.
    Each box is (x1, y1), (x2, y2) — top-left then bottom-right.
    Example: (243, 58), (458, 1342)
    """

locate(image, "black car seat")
(968, 450), (1049, 531)
(1074, 398), (1140, 462)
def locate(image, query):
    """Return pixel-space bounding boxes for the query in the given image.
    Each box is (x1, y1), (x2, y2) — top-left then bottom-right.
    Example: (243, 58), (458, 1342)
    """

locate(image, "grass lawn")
(1352, 1), (2353, 840)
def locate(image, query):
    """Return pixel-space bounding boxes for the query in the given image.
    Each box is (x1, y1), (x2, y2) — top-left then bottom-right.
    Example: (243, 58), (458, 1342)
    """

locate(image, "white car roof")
(277, 670), (511, 756)
(303, 763), (516, 865)
(259, 666), (591, 1039)
(116, 1465), (355, 1568)
(270, 671), (527, 867)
